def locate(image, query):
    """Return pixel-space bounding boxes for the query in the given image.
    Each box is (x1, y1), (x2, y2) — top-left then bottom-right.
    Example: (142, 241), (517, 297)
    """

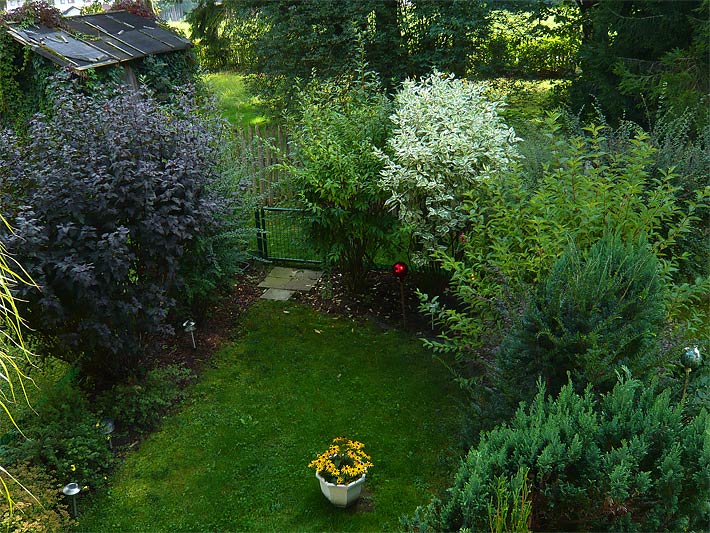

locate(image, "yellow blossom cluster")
(308, 437), (373, 485)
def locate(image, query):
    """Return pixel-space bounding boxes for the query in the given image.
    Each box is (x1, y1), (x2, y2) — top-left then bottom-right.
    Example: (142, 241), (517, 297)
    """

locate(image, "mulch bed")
(157, 262), (453, 374)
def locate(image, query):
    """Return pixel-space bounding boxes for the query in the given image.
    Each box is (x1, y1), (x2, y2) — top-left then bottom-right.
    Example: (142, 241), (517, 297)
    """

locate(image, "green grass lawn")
(76, 301), (464, 532)
(204, 72), (269, 128)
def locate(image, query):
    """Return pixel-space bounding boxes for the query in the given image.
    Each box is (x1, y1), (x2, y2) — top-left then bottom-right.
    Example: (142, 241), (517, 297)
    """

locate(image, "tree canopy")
(188, 0), (490, 110)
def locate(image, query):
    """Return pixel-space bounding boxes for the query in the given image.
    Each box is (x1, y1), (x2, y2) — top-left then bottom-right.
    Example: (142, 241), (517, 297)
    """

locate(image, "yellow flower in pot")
(308, 437), (373, 507)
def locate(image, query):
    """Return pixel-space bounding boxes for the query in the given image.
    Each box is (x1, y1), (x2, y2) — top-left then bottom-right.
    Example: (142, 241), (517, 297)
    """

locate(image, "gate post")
(255, 207), (268, 259)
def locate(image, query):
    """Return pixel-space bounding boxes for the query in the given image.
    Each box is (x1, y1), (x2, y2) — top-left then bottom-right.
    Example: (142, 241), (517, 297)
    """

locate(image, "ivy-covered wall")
(0, 3), (200, 130)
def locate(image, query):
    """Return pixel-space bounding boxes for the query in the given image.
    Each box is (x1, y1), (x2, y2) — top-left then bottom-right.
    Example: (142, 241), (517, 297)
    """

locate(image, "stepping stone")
(283, 278), (317, 291)
(257, 267), (324, 299)
(269, 266), (298, 279)
(260, 288), (296, 301)
(258, 268), (323, 290)
(292, 270), (323, 280)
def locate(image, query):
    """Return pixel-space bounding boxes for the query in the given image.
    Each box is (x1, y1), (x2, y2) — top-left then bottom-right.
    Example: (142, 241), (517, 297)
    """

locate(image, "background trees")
(188, 0), (708, 129)
(188, 0), (490, 111)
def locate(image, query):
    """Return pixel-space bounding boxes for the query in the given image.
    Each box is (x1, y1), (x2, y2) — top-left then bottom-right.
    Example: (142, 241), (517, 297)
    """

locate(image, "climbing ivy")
(0, 0), (200, 129)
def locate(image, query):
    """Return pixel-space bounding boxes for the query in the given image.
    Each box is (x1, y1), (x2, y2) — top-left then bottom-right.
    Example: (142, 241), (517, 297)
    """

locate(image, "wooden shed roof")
(5, 11), (191, 71)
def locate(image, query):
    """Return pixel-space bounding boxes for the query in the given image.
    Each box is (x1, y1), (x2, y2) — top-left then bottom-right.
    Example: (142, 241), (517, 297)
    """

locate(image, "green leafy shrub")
(377, 71), (520, 266)
(96, 364), (194, 435)
(283, 70), (395, 291)
(178, 130), (256, 318)
(496, 234), (665, 408)
(1, 373), (115, 494)
(423, 115), (709, 371)
(0, 462), (75, 533)
(410, 375), (710, 532)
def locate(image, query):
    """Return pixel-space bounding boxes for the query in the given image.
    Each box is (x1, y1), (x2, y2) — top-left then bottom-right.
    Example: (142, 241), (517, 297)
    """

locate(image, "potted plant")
(308, 437), (373, 508)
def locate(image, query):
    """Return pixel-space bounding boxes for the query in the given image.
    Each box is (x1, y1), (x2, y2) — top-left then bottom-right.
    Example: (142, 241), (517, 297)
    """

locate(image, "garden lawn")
(204, 72), (269, 128)
(77, 301), (464, 532)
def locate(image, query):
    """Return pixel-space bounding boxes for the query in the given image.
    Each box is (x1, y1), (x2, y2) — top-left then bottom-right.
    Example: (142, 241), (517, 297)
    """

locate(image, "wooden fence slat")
(235, 124), (290, 206)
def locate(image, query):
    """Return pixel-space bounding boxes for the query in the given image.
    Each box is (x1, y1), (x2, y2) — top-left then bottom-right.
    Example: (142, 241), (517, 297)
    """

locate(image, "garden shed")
(4, 10), (191, 84)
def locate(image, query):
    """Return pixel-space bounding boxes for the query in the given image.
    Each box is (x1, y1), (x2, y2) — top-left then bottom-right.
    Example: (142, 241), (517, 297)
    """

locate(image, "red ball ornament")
(392, 261), (408, 279)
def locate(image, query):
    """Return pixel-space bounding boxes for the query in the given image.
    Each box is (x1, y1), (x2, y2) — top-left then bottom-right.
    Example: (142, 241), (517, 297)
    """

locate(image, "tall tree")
(573, 0), (703, 124)
(189, 0), (490, 111)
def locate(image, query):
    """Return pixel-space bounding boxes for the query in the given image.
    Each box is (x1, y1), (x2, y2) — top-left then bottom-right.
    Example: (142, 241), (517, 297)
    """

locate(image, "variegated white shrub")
(377, 72), (520, 264)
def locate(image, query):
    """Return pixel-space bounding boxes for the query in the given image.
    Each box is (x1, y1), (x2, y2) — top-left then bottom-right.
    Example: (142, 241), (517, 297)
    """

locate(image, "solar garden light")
(428, 301), (437, 331)
(63, 482), (81, 517)
(183, 319), (197, 349)
(392, 262), (409, 327)
(101, 418), (115, 450)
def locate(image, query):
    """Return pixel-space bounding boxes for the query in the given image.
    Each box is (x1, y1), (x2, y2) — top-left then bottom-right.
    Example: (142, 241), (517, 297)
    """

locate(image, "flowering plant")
(308, 437), (373, 485)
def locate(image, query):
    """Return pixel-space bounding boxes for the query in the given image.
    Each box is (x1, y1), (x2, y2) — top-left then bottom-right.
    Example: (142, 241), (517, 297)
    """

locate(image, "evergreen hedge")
(409, 375), (710, 532)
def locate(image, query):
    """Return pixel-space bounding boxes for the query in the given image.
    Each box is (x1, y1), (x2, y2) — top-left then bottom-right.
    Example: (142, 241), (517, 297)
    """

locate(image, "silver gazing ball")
(681, 346), (703, 370)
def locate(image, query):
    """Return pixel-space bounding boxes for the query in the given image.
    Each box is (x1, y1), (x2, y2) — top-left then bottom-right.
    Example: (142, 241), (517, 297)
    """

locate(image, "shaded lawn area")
(77, 301), (464, 531)
(204, 72), (269, 128)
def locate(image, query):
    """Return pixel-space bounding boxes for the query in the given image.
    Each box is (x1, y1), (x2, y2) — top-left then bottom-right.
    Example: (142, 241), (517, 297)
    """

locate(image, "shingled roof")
(5, 11), (191, 71)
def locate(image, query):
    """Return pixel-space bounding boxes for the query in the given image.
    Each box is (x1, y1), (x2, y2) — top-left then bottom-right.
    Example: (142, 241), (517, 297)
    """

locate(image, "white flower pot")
(315, 471), (366, 508)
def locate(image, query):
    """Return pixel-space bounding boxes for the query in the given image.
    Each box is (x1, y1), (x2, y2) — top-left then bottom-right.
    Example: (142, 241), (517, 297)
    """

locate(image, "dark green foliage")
(132, 49), (202, 102)
(189, 0), (489, 112)
(283, 71), (395, 291)
(497, 235), (666, 408)
(0, 372), (116, 494)
(0, 86), (230, 383)
(410, 376), (710, 532)
(96, 364), (195, 435)
(398, 0), (489, 79)
(570, 0), (706, 127)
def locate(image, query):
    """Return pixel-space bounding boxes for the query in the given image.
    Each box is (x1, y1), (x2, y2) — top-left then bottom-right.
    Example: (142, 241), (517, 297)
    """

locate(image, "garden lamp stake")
(63, 483), (80, 517)
(399, 278), (406, 328)
(183, 319), (197, 349)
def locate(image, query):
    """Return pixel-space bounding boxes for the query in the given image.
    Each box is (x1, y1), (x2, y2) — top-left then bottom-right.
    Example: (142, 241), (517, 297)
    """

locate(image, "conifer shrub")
(0, 462), (75, 532)
(408, 376), (710, 532)
(0, 372), (115, 494)
(496, 234), (666, 408)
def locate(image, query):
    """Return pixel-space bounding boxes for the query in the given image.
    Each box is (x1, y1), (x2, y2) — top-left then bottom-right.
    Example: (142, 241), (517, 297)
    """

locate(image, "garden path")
(258, 266), (323, 300)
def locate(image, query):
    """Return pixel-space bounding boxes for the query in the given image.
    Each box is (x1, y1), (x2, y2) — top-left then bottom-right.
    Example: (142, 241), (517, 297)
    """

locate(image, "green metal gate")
(254, 207), (321, 265)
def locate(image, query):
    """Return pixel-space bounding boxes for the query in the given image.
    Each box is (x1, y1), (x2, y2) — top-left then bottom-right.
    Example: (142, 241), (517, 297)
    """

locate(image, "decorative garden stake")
(392, 262), (408, 327)
(101, 418), (115, 450)
(681, 346), (703, 402)
(183, 319), (197, 349)
(63, 482), (81, 517)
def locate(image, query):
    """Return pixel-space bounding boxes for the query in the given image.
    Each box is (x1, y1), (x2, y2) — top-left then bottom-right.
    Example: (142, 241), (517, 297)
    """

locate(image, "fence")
(235, 124), (291, 206)
(254, 207), (321, 265)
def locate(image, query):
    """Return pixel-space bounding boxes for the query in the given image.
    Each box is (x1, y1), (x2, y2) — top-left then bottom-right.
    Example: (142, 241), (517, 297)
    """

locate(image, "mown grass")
(204, 72), (269, 128)
(77, 301), (464, 532)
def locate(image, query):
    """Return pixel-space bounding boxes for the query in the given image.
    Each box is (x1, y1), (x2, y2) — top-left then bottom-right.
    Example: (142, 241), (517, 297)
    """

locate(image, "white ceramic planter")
(315, 471), (366, 508)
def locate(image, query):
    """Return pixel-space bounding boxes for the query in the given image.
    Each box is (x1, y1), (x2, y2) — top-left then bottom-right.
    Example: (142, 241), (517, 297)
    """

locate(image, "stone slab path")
(259, 266), (323, 300)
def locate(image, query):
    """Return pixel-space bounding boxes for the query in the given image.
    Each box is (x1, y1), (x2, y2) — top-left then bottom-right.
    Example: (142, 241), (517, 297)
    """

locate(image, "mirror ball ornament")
(392, 262), (408, 279)
(681, 346), (702, 370)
